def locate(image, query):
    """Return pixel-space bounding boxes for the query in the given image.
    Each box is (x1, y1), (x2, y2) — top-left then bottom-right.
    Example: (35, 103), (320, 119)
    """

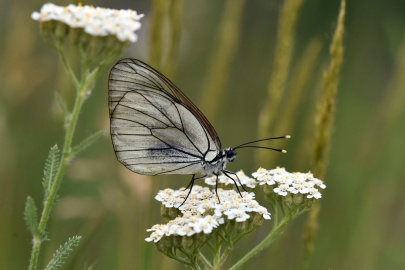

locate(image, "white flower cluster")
(145, 214), (223, 243)
(31, 3), (143, 42)
(252, 167), (326, 199)
(146, 186), (271, 242)
(205, 170), (259, 189)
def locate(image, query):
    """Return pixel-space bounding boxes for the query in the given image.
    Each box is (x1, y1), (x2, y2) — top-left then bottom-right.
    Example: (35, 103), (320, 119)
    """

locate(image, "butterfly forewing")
(109, 59), (220, 175)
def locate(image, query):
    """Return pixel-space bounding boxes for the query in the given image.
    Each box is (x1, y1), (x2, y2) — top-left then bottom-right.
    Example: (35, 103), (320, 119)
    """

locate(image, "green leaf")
(69, 130), (105, 159)
(24, 196), (47, 241)
(42, 145), (60, 195)
(24, 196), (40, 236)
(44, 236), (81, 270)
(55, 92), (70, 120)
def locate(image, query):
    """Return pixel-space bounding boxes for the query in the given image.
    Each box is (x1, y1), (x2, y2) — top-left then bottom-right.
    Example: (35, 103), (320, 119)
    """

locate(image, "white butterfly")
(108, 59), (288, 203)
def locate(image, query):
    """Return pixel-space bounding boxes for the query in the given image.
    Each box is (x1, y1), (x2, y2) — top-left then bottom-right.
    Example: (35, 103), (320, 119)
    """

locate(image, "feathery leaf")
(69, 130), (105, 160)
(44, 236), (82, 270)
(55, 92), (70, 120)
(42, 145), (60, 196)
(24, 196), (40, 236)
(24, 196), (48, 241)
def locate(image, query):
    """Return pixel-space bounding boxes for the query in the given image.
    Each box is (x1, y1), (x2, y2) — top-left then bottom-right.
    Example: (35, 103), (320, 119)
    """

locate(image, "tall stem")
(28, 54), (89, 270)
(28, 236), (41, 270)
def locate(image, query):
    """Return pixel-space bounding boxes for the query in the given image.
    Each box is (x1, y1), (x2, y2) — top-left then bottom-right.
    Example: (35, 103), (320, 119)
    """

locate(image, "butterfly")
(108, 59), (289, 204)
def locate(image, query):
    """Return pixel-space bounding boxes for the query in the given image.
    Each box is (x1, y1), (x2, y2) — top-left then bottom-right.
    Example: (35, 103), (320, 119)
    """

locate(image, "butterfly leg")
(181, 174), (207, 191)
(222, 170), (243, 198)
(222, 170), (248, 192)
(213, 173), (220, 204)
(179, 174), (195, 207)
(178, 174), (208, 207)
(181, 178), (194, 191)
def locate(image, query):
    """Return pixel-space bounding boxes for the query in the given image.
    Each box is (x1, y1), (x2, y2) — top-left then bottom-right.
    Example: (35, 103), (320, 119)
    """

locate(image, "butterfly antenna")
(233, 135), (290, 150)
(235, 146), (287, 153)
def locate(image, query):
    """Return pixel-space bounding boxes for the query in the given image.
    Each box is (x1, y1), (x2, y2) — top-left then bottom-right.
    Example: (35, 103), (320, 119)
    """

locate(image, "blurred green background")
(1, 0), (405, 269)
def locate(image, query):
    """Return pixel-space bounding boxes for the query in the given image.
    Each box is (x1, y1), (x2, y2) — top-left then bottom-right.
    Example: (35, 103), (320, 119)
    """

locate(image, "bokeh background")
(1, 0), (405, 269)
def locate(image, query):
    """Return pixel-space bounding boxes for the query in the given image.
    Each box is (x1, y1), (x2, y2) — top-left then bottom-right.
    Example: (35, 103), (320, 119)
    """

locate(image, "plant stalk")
(28, 53), (90, 270)
(212, 247), (232, 270)
(228, 217), (289, 270)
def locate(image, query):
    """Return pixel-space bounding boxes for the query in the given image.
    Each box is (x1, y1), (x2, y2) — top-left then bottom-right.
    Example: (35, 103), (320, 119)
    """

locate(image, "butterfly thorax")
(202, 148), (237, 176)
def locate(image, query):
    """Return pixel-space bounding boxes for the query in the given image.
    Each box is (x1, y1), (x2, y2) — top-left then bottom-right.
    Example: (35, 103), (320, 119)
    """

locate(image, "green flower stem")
(166, 252), (195, 268)
(28, 50), (96, 270)
(213, 234), (221, 266)
(28, 236), (41, 270)
(212, 247), (232, 270)
(207, 241), (215, 252)
(56, 48), (79, 88)
(232, 228), (255, 244)
(216, 229), (230, 246)
(228, 216), (290, 270)
(198, 252), (213, 270)
(273, 202), (279, 226)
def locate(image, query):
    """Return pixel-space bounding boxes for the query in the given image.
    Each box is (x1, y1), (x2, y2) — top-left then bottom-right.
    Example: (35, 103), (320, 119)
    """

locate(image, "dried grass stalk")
(267, 38), (322, 166)
(163, 0), (183, 80)
(149, 0), (169, 69)
(257, 0), (305, 165)
(358, 31), (405, 165)
(200, 0), (246, 121)
(303, 0), (346, 265)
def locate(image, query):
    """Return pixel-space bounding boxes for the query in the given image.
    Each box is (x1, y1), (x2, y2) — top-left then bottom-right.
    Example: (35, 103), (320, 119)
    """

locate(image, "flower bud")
(181, 236), (194, 254)
(163, 236), (173, 250)
(283, 193), (293, 207)
(161, 204), (170, 219)
(68, 28), (81, 45)
(252, 213), (264, 229)
(293, 193), (304, 206)
(169, 207), (181, 220)
(40, 20), (56, 38)
(172, 235), (182, 249)
(263, 184), (273, 195)
(235, 220), (248, 232)
(305, 197), (315, 208)
(54, 22), (69, 46)
(155, 238), (168, 253)
(195, 232), (210, 247)
(88, 36), (103, 58)
(79, 31), (91, 51)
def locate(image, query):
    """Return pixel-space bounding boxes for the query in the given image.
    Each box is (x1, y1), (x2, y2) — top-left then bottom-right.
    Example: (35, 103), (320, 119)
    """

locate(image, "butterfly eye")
(226, 149), (236, 162)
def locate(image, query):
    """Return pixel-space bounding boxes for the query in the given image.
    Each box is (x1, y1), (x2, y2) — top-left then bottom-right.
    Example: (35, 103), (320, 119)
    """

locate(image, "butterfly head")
(224, 148), (237, 163)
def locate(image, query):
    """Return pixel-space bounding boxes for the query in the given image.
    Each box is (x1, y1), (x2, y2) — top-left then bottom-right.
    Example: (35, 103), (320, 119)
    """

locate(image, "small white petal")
(31, 12), (40, 20)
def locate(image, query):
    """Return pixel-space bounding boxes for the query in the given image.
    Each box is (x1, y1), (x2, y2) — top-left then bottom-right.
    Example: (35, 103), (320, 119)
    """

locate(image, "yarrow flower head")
(31, 3), (143, 42)
(147, 185), (271, 248)
(146, 167), (326, 268)
(251, 167), (326, 209)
